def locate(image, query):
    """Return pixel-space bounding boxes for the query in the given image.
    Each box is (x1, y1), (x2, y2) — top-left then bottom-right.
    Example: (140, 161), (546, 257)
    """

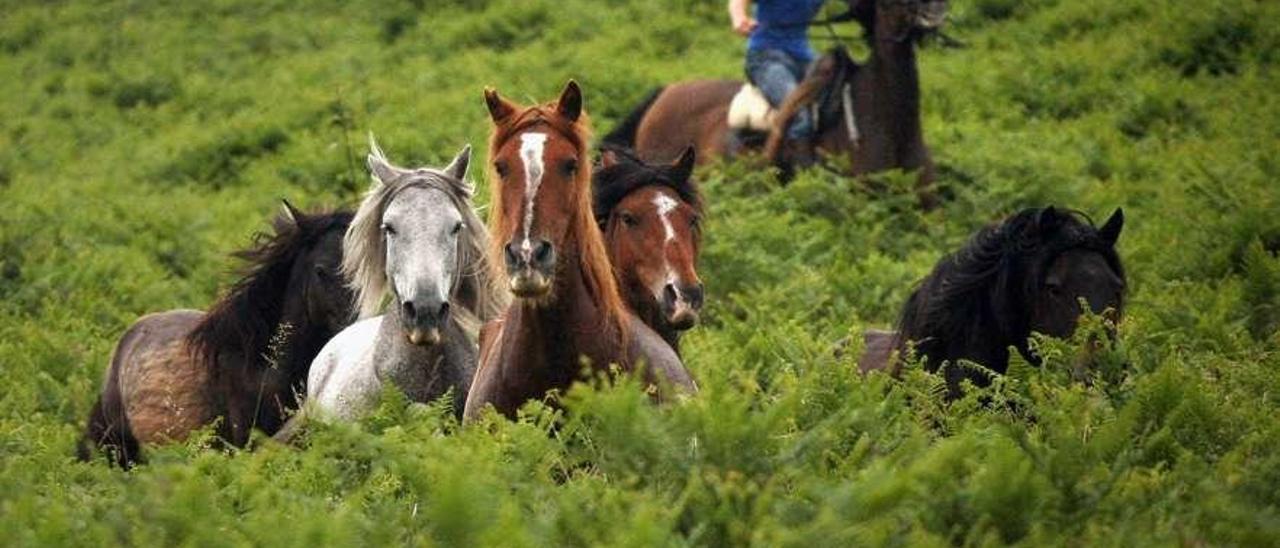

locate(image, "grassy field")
(2, 0), (1279, 545)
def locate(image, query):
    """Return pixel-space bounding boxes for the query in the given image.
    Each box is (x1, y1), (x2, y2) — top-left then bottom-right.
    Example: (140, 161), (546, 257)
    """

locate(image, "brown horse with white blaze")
(594, 146), (705, 354)
(463, 81), (697, 421)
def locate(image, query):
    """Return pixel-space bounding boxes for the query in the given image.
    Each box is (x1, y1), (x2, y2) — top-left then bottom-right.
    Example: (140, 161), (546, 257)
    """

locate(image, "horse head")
(346, 137), (488, 346)
(596, 146), (705, 331)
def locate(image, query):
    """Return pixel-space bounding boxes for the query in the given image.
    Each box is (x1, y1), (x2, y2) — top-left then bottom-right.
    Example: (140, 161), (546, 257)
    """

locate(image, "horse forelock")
(487, 103), (628, 339)
(593, 146), (702, 225)
(187, 209), (353, 372)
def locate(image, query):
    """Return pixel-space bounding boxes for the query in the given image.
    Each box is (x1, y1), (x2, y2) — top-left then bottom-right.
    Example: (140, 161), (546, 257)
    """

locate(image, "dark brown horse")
(463, 81), (697, 421)
(859, 207), (1127, 399)
(79, 204), (354, 466)
(593, 145), (704, 355)
(604, 0), (947, 203)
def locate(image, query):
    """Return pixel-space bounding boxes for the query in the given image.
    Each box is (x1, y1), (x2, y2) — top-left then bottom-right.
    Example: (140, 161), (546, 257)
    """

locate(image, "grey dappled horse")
(295, 138), (506, 428)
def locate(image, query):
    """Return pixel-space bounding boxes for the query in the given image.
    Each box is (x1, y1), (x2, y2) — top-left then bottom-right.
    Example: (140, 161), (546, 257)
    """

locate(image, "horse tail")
(763, 67), (835, 163)
(78, 375), (142, 468)
(603, 87), (664, 148)
(78, 338), (143, 468)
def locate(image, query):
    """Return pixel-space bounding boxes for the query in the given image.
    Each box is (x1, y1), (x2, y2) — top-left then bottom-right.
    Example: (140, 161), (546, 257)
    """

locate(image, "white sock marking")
(519, 133), (548, 251)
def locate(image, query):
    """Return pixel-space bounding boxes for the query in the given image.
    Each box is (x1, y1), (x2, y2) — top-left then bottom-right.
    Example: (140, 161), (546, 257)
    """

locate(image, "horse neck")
(376, 308), (456, 398)
(858, 35), (922, 145)
(621, 281), (681, 354)
(273, 293), (329, 383)
(513, 244), (620, 369)
(906, 286), (1022, 376)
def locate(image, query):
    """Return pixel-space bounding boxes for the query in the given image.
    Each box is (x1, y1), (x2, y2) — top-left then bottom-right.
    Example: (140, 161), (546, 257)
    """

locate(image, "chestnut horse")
(859, 207), (1126, 399)
(463, 81), (697, 421)
(594, 145), (704, 355)
(79, 204), (354, 466)
(604, 0), (947, 204)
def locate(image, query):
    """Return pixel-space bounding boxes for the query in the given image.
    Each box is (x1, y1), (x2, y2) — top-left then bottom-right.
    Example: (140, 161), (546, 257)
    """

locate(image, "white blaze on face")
(518, 132), (548, 253)
(652, 192), (680, 286)
(653, 193), (679, 243)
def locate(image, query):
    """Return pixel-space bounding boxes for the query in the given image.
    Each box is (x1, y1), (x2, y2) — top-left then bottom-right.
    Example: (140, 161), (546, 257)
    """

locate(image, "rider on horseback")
(730, 0), (826, 169)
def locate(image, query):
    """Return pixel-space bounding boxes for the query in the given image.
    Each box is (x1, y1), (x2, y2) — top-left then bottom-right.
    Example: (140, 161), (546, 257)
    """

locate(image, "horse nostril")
(684, 283), (705, 309)
(504, 242), (520, 267)
(402, 301), (417, 321)
(663, 283), (678, 308)
(437, 301), (450, 322)
(533, 240), (553, 264)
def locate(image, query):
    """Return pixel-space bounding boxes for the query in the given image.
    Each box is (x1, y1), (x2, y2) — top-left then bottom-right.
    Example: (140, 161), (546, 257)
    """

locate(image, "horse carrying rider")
(729, 0), (826, 168)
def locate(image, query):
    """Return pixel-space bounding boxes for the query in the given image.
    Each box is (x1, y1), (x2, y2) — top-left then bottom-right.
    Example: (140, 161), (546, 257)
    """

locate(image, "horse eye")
(382, 223), (396, 236)
(494, 161), (509, 178)
(313, 265), (328, 279)
(563, 159), (578, 175)
(620, 212), (639, 228)
(689, 215), (702, 230)
(451, 221), (464, 235)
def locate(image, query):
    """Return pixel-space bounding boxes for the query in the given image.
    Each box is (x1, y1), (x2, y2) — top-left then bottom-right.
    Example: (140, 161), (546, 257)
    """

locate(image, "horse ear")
(556, 80), (583, 122)
(443, 144), (472, 181)
(367, 134), (398, 183)
(600, 149), (620, 169)
(484, 88), (517, 123)
(280, 199), (301, 228)
(275, 199), (302, 233)
(1035, 206), (1061, 235)
(671, 145), (696, 182)
(1099, 207), (1124, 246)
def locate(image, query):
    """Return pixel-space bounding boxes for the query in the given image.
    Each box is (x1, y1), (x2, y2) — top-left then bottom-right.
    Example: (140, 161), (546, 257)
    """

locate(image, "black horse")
(79, 204), (354, 467)
(860, 206), (1126, 398)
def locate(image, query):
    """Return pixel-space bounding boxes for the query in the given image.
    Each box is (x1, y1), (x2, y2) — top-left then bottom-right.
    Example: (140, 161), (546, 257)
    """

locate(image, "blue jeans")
(745, 48), (813, 141)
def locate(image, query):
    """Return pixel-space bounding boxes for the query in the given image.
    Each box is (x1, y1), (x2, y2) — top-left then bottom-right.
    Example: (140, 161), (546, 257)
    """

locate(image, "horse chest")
(478, 308), (622, 416)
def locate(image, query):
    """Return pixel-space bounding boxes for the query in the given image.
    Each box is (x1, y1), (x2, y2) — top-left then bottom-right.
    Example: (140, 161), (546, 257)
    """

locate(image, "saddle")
(726, 47), (861, 142)
(727, 84), (775, 132)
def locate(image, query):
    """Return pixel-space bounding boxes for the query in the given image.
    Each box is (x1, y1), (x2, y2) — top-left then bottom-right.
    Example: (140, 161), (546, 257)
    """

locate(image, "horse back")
(635, 80), (741, 165)
(113, 310), (216, 445)
(858, 328), (901, 375)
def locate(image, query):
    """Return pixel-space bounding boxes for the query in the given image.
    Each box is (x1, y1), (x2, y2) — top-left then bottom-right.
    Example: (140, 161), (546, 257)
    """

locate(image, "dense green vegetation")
(3, 0), (1279, 544)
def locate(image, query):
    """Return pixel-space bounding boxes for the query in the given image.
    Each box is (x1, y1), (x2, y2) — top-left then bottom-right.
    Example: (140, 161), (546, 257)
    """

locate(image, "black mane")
(186, 208), (353, 372)
(592, 145), (701, 225)
(894, 206), (1125, 381)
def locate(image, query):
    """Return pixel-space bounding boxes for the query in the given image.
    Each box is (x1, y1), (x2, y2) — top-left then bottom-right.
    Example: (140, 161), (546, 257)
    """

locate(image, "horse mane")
(186, 208), (354, 371)
(487, 104), (628, 339)
(344, 140), (506, 326)
(762, 50), (844, 162)
(592, 145), (702, 225)
(894, 207), (1126, 370)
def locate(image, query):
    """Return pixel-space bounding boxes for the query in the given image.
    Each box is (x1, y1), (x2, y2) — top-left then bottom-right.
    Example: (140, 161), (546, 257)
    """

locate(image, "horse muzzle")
(505, 239), (555, 299)
(662, 282), (704, 330)
(402, 299), (449, 346)
(407, 326), (442, 346)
